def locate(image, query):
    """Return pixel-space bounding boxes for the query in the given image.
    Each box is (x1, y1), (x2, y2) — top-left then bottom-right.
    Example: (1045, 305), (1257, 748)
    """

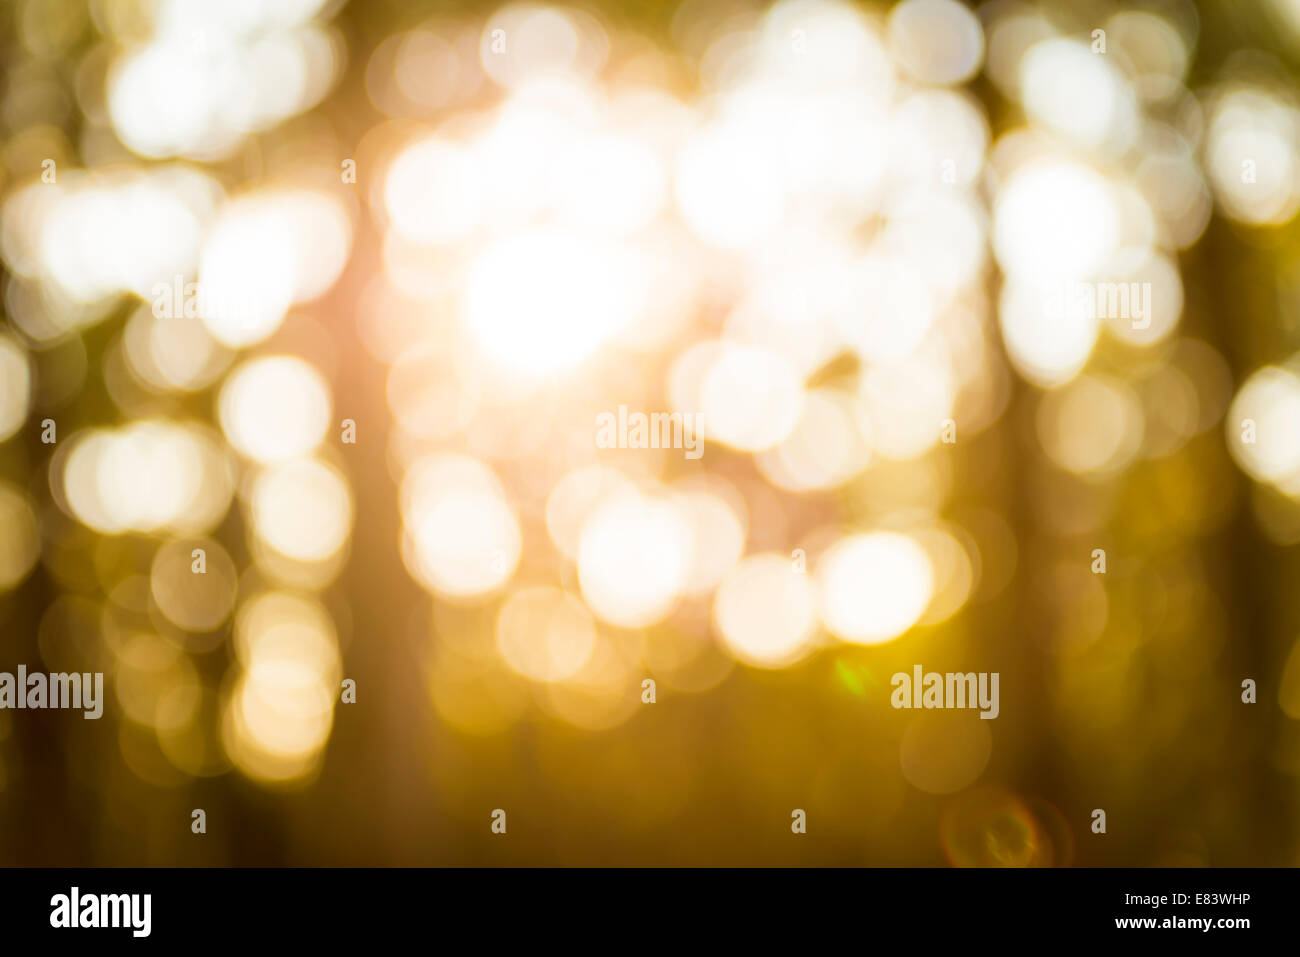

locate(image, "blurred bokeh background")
(1, 0), (1299, 865)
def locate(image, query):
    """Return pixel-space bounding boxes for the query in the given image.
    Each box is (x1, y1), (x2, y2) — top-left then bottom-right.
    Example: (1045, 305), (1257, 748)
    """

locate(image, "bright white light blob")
(384, 137), (483, 246)
(1228, 366), (1300, 484)
(464, 227), (644, 377)
(887, 0), (985, 85)
(713, 553), (818, 668)
(816, 532), (934, 644)
(1206, 88), (1300, 226)
(1020, 39), (1138, 152)
(108, 5), (340, 161)
(761, 388), (871, 490)
(700, 345), (804, 452)
(577, 491), (691, 628)
(993, 161), (1120, 282)
(225, 589), (340, 783)
(672, 482), (747, 596)
(835, 254), (934, 363)
(998, 279), (1101, 388)
(250, 458), (353, 564)
(401, 453), (522, 600)
(479, 5), (607, 88)
(675, 120), (787, 250)
(219, 356), (331, 464)
(545, 466), (637, 561)
(200, 191), (351, 348)
(62, 421), (233, 535)
(859, 354), (954, 460)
